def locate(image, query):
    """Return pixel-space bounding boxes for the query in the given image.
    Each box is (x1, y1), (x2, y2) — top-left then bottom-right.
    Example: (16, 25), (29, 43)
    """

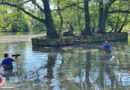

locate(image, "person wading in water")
(0, 53), (16, 74)
(103, 41), (111, 54)
(102, 41), (112, 61)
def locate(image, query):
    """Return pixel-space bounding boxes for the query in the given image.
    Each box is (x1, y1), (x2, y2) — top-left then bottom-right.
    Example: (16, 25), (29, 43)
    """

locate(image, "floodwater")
(0, 34), (130, 90)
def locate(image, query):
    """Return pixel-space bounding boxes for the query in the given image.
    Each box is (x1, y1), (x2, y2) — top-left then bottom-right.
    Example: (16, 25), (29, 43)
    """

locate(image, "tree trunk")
(117, 14), (128, 33)
(100, 11), (108, 34)
(82, 0), (92, 36)
(57, 0), (63, 36)
(58, 10), (63, 36)
(100, 5), (110, 34)
(114, 14), (120, 32)
(98, 0), (104, 33)
(98, 0), (116, 34)
(42, 0), (59, 38)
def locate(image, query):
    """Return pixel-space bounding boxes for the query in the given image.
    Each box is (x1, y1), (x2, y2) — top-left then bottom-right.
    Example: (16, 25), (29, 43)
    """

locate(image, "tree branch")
(20, 0), (31, 6)
(108, 10), (130, 14)
(0, 2), (46, 23)
(31, 0), (44, 12)
(76, 5), (84, 10)
(117, 14), (128, 33)
(20, 0), (45, 13)
(51, 2), (83, 12)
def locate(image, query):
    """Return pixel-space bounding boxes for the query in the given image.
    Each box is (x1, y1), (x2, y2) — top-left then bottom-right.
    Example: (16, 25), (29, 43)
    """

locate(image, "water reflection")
(45, 53), (57, 90)
(85, 52), (92, 89)
(0, 38), (130, 89)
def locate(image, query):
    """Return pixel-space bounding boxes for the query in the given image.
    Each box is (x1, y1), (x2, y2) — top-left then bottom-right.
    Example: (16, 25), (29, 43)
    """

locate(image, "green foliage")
(0, 0), (129, 34)
(89, 2), (99, 29)
(16, 32), (24, 35)
(53, 0), (85, 33)
(29, 17), (46, 32)
(32, 22), (46, 32)
(106, 0), (130, 31)
(0, 6), (29, 32)
(0, 6), (12, 32)
(53, 0), (129, 34)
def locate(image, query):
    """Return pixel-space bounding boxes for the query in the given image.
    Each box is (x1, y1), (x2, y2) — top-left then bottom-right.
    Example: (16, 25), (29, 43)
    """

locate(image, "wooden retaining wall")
(32, 32), (128, 47)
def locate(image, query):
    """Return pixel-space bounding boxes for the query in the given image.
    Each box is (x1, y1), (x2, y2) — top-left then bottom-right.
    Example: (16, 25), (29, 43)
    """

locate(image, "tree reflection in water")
(45, 52), (57, 90)
(36, 44), (129, 90)
(85, 52), (92, 89)
(0, 41), (129, 90)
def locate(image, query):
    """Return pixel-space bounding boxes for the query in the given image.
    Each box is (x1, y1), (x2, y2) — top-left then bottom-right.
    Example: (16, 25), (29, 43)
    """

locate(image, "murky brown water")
(0, 34), (130, 90)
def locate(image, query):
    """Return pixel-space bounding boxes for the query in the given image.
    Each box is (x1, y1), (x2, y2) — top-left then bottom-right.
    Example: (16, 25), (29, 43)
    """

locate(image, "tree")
(98, 0), (130, 34)
(52, 0), (85, 35)
(82, 0), (92, 36)
(54, 0), (64, 36)
(98, 0), (104, 33)
(0, 0), (129, 36)
(107, 0), (130, 32)
(42, 0), (59, 38)
(97, 0), (116, 34)
(53, 0), (92, 36)
(0, 6), (12, 31)
(0, 0), (59, 38)
(0, 6), (28, 32)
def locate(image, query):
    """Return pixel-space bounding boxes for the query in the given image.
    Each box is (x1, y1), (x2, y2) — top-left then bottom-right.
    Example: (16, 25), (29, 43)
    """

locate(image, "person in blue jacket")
(103, 41), (111, 54)
(0, 53), (16, 73)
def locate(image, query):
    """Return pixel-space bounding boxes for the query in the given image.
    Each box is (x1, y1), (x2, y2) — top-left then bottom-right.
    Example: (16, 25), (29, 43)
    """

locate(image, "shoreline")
(32, 32), (128, 47)
(0, 34), (44, 43)
(0, 32), (129, 43)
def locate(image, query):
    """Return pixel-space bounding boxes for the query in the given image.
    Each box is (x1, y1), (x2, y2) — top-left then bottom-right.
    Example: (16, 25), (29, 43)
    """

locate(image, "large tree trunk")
(98, 0), (116, 34)
(100, 11), (108, 34)
(98, 0), (104, 33)
(82, 0), (92, 36)
(42, 0), (59, 38)
(99, 4), (109, 34)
